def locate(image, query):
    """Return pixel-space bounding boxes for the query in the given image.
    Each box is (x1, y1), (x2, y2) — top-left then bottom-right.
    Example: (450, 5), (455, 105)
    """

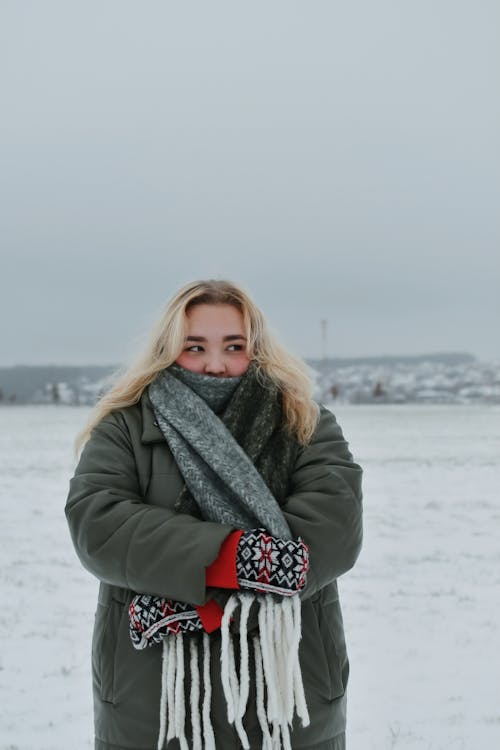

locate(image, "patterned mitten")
(129, 595), (203, 649)
(236, 529), (309, 596)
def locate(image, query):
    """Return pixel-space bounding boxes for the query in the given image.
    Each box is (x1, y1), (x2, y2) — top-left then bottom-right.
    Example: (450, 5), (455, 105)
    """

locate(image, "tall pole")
(320, 318), (328, 363)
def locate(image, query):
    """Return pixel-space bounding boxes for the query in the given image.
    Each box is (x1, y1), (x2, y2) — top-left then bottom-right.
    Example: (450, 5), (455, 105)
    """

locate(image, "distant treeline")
(0, 365), (116, 403)
(0, 353), (477, 404)
(308, 351), (476, 372)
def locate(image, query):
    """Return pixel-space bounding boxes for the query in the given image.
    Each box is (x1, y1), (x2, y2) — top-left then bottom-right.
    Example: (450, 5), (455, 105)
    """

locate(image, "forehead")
(185, 303), (245, 332)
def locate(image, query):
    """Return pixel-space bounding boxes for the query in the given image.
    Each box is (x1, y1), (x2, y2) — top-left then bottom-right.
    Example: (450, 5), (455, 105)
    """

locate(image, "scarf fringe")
(157, 593), (309, 749)
(202, 632), (216, 750)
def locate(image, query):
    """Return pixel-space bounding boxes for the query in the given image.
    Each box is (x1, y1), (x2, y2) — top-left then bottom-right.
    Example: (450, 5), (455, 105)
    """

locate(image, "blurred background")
(1, 0), (499, 373)
(0, 2), (499, 749)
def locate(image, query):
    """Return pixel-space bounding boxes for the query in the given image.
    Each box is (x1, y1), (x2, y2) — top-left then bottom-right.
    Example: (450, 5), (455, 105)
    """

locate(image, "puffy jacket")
(65, 390), (363, 750)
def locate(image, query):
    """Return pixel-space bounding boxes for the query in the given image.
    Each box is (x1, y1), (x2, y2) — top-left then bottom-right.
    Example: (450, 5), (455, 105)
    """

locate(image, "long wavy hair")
(74, 279), (319, 457)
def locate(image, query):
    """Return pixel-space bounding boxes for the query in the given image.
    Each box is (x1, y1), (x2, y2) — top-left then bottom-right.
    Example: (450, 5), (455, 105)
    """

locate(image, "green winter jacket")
(65, 391), (363, 750)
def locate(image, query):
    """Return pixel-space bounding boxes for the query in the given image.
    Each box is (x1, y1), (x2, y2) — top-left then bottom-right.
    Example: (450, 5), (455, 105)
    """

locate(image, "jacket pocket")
(300, 594), (346, 702)
(315, 597), (347, 701)
(92, 599), (124, 704)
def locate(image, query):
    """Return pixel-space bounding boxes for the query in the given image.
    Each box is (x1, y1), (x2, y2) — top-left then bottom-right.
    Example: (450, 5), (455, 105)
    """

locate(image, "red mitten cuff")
(205, 530), (244, 589)
(194, 599), (225, 633)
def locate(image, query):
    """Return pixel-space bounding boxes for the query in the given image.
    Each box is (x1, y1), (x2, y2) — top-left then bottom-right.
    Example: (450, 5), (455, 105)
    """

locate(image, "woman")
(65, 279), (363, 750)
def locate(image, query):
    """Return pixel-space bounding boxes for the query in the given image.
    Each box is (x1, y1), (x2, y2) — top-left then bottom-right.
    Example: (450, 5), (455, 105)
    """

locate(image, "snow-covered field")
(1, 404), (498, 750)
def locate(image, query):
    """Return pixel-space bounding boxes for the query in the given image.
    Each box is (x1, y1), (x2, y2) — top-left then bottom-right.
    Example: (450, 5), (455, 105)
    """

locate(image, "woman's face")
(175, 303), (251, 377)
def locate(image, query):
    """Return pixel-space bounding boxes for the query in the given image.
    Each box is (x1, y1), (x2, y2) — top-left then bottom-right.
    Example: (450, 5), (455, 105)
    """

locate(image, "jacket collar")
(140, 389), (165, 444)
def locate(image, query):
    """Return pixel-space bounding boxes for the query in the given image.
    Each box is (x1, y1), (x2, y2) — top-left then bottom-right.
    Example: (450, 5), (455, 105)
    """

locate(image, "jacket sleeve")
(281, 405), (363, 602)
(64, 412), (234, 605)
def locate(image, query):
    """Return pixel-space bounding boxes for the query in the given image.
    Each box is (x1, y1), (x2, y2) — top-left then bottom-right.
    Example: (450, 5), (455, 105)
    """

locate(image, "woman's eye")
(186, 345), (204, 352)
(227, 344), (244, 352)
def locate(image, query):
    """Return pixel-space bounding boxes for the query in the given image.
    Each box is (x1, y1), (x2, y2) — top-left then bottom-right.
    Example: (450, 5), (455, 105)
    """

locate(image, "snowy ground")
(0, 404), (499, 750)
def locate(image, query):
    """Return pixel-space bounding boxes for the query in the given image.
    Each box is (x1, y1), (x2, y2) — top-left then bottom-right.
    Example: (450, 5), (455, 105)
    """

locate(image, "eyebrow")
(186, 335), (247, 342)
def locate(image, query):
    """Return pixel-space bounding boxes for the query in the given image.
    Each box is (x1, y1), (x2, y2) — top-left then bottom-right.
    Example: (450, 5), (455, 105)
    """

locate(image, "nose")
(204, 355), (226, 377)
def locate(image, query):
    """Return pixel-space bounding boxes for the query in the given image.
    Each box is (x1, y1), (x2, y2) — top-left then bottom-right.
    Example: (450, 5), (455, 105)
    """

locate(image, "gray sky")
(1, 1), (499, 365)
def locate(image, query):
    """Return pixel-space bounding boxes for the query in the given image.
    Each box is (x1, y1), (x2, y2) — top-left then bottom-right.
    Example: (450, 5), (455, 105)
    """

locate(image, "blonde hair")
(74, 279), (319, 457)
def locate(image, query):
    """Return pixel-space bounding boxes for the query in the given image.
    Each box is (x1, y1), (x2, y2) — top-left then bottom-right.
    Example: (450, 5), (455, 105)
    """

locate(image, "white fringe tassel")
(253, 635), (273, 750)
(157, 639), (170, 750)
(157, 593), (308, 749)
(221, 592), (309, 747)
(174, 635), (188, 750)
(166, 637), (176, 743)
(189, 638), (202, 750)
(202, 632), (216, 750)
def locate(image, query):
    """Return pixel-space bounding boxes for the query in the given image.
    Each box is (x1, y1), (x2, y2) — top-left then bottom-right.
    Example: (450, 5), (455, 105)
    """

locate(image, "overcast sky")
(1, 1), (498, 366)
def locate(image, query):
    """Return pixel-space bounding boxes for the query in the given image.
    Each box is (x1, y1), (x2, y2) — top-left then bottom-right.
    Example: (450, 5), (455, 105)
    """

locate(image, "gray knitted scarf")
(147, 362), (310, 749)
(148, 361), (299, 538)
